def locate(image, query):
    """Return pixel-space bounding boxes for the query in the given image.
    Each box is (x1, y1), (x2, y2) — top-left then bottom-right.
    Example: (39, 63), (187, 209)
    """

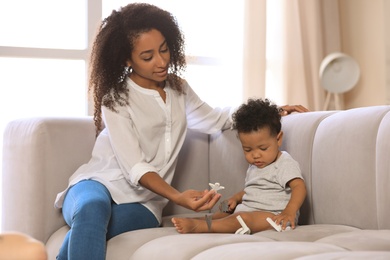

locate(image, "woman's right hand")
(139, 172), (221, 212)
(175, 189), (221, 212)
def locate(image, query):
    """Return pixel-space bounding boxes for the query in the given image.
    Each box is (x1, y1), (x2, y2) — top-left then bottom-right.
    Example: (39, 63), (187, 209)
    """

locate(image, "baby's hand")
(219, 200), (230, 212)
(273, 212), (296, 230)
(219, 198), (237, 213)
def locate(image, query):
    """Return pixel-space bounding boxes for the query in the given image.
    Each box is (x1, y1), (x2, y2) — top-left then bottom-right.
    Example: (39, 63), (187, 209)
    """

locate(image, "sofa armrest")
(2, 117), (95, 243)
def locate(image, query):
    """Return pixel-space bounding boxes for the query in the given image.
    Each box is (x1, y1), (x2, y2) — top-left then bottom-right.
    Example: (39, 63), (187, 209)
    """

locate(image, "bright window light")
(0, 0), (87, 49)
(0, 58), (87, 121)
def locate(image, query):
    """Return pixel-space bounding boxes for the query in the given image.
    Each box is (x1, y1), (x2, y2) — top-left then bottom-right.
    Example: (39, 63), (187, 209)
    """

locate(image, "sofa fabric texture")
(2, 106), (390, 259)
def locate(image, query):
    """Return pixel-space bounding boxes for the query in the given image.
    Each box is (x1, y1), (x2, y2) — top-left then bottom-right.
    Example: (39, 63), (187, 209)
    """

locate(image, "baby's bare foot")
(171, 218), (209, 234)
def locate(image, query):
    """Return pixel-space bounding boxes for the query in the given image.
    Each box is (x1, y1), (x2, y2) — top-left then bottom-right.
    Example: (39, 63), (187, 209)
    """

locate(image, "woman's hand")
(279, 105), (309, 116)
(175, 189), (221, 212)
(140, 172), (221, 212)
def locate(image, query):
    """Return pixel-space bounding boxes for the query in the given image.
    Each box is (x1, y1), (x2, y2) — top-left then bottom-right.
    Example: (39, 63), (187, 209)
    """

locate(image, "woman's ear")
(126, 60), (132, 67)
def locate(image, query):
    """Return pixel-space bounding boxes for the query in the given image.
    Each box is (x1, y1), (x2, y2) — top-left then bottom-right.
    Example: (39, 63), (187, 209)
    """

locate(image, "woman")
(55, 3), (307, 259)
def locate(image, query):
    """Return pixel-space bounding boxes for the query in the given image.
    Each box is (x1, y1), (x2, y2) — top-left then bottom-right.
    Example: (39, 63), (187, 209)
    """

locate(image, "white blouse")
(55, 77), (233, 223)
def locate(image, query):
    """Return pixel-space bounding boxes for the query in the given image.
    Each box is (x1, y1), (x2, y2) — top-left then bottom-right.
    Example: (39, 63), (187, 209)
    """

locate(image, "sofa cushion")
(162, 130), (210, 216)
(377, 111), (390, 229)
(107, 228), (179, 260)
(2, 117), (96, 243)
(191, 241), (347, 260)
(279, 111), (337, 225)
(130, 234), (274, 260)
(315, 230), (390, 250)
(254, 224), (359, 242)
(295, 251), (390, 259)
(311, 106), (390, 228)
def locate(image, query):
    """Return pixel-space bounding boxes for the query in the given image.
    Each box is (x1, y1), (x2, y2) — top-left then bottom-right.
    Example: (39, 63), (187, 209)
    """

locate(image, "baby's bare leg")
(211, 211), (231, 219)
(172, 211), (275, 234)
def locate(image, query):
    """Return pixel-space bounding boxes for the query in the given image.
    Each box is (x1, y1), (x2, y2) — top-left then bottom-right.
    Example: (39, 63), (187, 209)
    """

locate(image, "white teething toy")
(209, 182), (225, 192)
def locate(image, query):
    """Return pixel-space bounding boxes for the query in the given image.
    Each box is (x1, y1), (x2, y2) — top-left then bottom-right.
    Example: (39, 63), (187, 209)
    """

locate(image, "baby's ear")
(277, 131), (284, 146)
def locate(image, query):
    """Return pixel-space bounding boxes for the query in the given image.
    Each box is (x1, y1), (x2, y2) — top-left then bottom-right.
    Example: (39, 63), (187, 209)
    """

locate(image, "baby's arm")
(224, 190), (245, 213)
(274, 178), (306, 230)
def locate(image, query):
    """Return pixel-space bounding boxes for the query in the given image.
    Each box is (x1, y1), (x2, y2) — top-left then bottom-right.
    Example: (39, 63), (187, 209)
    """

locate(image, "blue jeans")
(57, 180), (159, 260)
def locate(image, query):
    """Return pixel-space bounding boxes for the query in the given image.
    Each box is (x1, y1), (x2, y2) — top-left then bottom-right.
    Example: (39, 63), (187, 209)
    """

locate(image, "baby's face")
(238, 128), (282, 168)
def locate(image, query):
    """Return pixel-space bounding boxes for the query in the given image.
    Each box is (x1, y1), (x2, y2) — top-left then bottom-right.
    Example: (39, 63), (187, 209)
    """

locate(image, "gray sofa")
(2, 106), (390, 259)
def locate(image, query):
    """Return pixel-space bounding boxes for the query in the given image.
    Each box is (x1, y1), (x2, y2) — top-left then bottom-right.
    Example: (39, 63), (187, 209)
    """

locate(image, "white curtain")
(243, 0), (342, 111)
(242, 0), (267, 100)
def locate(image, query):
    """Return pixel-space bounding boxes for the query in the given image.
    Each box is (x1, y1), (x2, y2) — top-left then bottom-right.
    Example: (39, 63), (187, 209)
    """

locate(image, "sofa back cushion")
(163, 130), (210, 216)
(280, 111), (336, 225)
(377, 110), (390, 229)
(312, 106), (390, 229)
(2, 117), (96, 242)
(208, 129), (249, 213)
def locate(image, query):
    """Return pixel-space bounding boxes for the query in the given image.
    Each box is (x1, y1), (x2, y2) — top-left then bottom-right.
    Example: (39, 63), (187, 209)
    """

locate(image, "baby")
(172, 98), (307, 233)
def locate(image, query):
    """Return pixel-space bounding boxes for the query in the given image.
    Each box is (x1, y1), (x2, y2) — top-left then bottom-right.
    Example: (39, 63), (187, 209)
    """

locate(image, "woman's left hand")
(279, 105), (309, 116)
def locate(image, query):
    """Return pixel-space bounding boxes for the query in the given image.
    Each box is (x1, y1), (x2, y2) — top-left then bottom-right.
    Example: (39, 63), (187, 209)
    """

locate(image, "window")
(0, 1), (87, 49)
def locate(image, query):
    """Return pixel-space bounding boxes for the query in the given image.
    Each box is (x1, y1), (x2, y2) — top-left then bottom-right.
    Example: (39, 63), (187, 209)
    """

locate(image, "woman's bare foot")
(171, 217), (209, 234)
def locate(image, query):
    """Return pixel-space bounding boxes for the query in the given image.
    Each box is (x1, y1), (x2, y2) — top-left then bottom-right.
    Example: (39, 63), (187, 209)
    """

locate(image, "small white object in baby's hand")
(266, 217), (291, 232)
(235, 215), (251, 235)
(209, 182), (225, 192)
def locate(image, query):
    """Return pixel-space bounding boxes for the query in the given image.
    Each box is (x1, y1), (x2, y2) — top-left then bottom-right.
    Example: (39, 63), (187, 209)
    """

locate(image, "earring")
(119, 66), (131, 82)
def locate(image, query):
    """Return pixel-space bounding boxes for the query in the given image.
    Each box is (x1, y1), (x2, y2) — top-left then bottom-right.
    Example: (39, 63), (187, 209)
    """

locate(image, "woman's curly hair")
(232, 99), (281, 136)
(89, 3), (186, 134)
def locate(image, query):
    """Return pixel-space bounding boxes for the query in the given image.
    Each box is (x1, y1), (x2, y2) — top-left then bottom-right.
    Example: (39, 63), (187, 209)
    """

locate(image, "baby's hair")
(89, 3), (186, 134)
(232, 98), (281, 136)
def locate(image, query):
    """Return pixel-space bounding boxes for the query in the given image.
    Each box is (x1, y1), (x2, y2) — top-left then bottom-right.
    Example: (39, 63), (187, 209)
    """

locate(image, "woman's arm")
(139, 172), (221, 211)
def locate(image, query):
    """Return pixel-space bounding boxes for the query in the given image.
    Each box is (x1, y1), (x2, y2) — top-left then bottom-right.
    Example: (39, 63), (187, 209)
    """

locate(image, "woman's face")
(128, 29), (170, 89)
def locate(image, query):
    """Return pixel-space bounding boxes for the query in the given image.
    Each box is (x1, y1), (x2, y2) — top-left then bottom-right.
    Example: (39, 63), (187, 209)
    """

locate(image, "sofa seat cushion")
(315, 230), (390, 250)
(191, 241), (347, 260)
(130, 234), (274, 260)
(295, 251), (390, 259)
(254, 224), (360, 242)
(107, 228), (179, 260)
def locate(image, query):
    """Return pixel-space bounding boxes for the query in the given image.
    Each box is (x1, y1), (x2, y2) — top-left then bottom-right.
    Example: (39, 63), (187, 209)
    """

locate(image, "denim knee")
(62, 180), (112, 227)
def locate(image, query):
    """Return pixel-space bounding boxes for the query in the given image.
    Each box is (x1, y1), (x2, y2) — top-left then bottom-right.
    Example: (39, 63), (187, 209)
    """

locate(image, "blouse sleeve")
(184, 81), (235, 134)
(102, 105), (157, 188)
